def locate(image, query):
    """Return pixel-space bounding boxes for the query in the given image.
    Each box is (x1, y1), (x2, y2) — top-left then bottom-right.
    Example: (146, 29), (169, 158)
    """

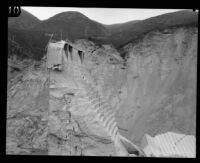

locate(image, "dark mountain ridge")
(32, 11), (109, 41)
(8, 9), (198, 60)
(105, 10), (198, 48)
(8, 9), (41, 30)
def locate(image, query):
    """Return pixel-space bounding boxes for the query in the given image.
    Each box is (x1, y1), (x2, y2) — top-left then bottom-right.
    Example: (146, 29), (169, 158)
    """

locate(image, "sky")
(22, 7), (190, 25)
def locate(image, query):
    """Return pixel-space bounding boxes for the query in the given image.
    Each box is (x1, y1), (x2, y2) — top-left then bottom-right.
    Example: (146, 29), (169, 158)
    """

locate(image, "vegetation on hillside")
(8, 9), (40, 30)
(32, 11), (109, 41)
(106, 10), (198, 48)
(8, 10), (198, 60)
(8, 28), (49, 60)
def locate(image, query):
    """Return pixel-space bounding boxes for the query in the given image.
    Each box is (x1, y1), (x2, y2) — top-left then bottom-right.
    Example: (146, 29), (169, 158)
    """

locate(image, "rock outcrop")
(6, 59), (49, 155)
(116, 27), (197, 146)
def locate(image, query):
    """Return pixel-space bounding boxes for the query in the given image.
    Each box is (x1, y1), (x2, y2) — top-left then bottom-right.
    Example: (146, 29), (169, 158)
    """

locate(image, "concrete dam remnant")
(47, 40), (144, 156)
(47, 40), (85, 71)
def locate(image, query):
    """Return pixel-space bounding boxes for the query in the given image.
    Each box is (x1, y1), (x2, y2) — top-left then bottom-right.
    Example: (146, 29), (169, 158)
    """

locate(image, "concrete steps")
(71, 64), (142, 156)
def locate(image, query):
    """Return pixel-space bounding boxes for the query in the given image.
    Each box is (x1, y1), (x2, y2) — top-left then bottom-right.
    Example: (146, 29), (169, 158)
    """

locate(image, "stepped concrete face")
(71, 64), (130, 156)
(47, 41), (142, 156)
(47, 43), (119, 156)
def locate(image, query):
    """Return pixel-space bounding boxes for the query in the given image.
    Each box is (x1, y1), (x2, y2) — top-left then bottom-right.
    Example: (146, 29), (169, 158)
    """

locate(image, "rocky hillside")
(115, 26), (197, 145)
(6, 60), (49, 155)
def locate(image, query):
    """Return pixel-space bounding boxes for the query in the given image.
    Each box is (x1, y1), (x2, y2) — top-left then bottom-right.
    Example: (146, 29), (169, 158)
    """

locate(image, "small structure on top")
(46, 39), (85, 71)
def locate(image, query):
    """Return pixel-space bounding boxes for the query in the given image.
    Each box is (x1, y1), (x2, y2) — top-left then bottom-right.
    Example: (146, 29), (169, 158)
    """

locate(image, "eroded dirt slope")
(6, 60), (49, 155)
(116, 27), (197, 145)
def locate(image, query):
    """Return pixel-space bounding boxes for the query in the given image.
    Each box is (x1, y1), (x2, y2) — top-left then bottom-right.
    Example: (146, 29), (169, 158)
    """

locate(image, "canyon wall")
(6, 61), (49, 154)
(72, 27), (197, 149)
(115, 27), (197, 145)
(6, 26), (197, 155)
